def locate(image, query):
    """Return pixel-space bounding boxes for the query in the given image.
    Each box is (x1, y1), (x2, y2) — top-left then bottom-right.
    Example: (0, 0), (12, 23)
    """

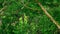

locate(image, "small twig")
(24, 4), (39, 10)
(36, 0), (60, 29)
(0, 6), (7, 13)
(23, 2), (40, 11)
(2, 0), (6, 6)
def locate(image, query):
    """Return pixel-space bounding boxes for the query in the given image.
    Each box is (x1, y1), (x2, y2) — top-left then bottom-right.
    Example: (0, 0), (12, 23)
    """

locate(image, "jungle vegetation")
(0, 0), (60, 34)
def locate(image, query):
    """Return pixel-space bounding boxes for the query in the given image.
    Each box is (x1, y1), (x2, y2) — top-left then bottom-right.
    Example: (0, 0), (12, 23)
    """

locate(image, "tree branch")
(0, 6), (7, 13)
(36, 0), (60, 29)
(23, 2), (40, 11)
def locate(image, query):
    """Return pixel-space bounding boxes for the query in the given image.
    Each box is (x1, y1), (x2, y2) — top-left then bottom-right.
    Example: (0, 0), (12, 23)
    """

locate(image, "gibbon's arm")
(36, 0), (60, 29)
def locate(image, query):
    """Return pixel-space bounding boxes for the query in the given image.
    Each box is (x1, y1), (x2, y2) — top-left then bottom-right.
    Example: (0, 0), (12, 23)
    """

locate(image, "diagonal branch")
(24, 4), (39, 10)
(0, 6), (7, 13)
(36, 0), (60, 29)
(23, 2), (40, 11)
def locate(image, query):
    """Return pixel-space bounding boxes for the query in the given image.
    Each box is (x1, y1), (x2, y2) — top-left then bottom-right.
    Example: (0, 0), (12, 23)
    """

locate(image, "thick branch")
(36, 0), (60, 29)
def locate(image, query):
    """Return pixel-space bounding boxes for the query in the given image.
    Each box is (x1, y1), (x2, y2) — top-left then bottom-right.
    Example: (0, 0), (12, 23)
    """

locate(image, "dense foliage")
(0, 0), (60, 34)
